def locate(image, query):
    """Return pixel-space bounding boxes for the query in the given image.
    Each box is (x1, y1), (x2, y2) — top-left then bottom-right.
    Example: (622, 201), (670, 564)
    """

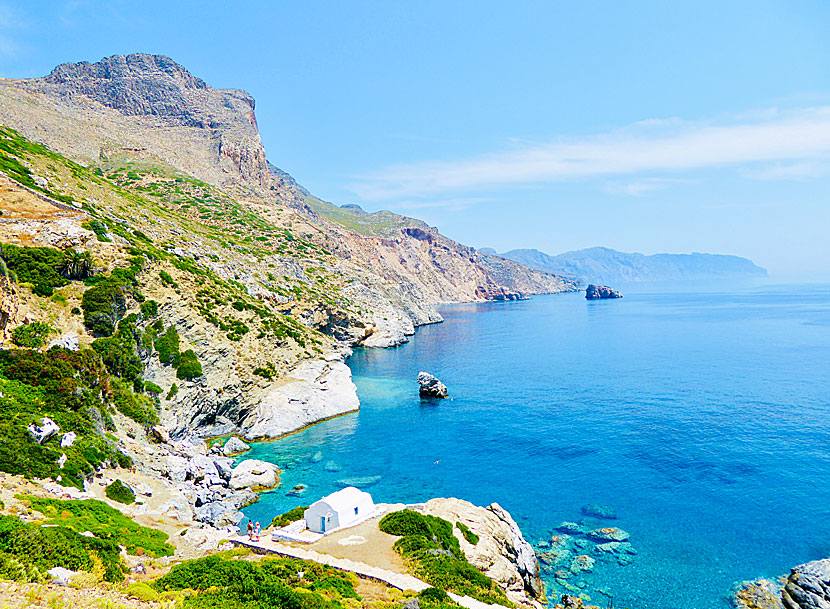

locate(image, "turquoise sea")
(241, 282), (830, 609)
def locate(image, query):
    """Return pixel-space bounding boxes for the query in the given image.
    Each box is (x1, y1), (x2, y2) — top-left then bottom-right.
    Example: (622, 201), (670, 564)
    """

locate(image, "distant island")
(480, 246), (767, 285)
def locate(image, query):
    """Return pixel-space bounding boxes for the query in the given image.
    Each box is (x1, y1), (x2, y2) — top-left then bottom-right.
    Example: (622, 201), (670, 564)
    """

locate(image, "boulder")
(47, 566), (78, 586)
(783, 558), (830, 609)
(149, 425), (171, 444)
(60, 432), (77, 448)
(418, 372), (448, 399)
(229, 459), (279, 490)
(48, 334), (80, 351)
(222, 436), (251, 456)
(188, 454), (219, 482)
(193, 501), (244, 527)
(213, 457), (234, 481)
(585, 284), (622, 300)
(28, 417), (60, 444)
(733, 578), (785, 609)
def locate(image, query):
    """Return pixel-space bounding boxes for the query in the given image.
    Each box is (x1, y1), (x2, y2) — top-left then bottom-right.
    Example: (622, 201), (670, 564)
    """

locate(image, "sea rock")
(229, 459), (280, 490)
(424, 498), (543, 604)
(581, 504), (617, 520)
(60, 431), (77, 448)
(587, 527), (629, 542)
(593, 542), (621, 554)
(418, 372), (448, 399)
(324, 461), (341, 472)
(733, 578), (785, 609)
(222, 436), (250, 456)
(585, 285), (622, 300)
(28, 417), (60, 444)
(242, 360), (359, 440)
(287, 483), (307, 497)
(311, 451), (324, 463)
(570, 554), (595, 574)
(783, 558), (830, 609)
(557, 521), (583, 533)
(188, 454), (220, 482)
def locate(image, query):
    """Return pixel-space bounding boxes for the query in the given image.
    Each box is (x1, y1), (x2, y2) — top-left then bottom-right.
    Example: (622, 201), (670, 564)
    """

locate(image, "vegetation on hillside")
(154, 553), (359, 609)
(379, 510), (511, 607)
(269, 505), (308, 529)
(104, 479), (135, 504)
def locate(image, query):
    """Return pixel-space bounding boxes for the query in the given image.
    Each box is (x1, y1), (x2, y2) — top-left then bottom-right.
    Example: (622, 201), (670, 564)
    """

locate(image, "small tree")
(11, 322), (54, 349)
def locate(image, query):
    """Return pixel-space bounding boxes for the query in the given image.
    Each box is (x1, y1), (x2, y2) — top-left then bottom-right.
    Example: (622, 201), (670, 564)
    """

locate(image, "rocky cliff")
(0, 53), (577, 444)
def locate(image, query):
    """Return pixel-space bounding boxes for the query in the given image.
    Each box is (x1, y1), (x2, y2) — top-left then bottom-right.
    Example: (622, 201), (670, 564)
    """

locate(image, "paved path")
(230, 535), (500, 609)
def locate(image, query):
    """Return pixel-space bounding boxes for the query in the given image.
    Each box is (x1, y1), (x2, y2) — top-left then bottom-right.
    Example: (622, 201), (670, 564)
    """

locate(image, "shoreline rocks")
(418, 372), (448, 399)
(585, 285), (622, 300)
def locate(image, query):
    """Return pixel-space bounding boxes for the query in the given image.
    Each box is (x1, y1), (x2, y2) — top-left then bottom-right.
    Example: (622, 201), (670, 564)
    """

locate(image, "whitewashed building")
(304, 486), (375, 533)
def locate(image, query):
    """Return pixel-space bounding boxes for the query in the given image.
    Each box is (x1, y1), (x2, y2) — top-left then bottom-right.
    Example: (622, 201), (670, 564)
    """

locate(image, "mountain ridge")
(488, 246), (767, 285)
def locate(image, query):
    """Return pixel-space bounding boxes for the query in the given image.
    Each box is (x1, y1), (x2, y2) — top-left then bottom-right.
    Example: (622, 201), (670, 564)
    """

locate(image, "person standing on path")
(247, 520), (254, 540)
(254, 521), (261, 541)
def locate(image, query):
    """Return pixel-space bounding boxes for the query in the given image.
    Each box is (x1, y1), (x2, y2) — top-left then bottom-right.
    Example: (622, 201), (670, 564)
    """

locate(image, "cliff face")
(0, 53), (577, 440)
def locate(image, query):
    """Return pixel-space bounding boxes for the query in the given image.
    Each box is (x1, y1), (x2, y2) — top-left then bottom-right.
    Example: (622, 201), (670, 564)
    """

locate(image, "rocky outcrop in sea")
(585, 285), (623, 300)
(734, 557), (830, 609)
(418, 372), (448, 399)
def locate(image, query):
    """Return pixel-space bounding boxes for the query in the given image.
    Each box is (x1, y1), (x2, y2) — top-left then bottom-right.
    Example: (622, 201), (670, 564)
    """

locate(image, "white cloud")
(740, 160), (830, 181)
(604, 177), (691, 197)
(351, 106), (830, 202)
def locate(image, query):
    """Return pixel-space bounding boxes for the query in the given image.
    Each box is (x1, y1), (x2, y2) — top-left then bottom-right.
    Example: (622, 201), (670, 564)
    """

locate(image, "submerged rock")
(324, 461), (341, 472)
(335, 475), (381, 488)
(585, 285), (623, 300)
(418, 372), (448, 398)
(733, 578), (785, 609)
(581, 504), (617, 520)
(587, 527), (629, 542)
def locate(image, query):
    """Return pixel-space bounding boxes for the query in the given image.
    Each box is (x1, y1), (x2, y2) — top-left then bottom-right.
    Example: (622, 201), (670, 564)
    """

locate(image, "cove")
(241, 283), (830, 608)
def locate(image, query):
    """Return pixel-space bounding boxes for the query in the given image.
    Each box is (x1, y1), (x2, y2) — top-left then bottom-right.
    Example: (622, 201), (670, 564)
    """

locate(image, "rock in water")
(585, 284), (623, 300)
(783, 557), (830, 609)
(229, 459), (280, 490)
(418, 372), (448, 398)
(222, 436), (251, 456)
(581, 503), (617, 520)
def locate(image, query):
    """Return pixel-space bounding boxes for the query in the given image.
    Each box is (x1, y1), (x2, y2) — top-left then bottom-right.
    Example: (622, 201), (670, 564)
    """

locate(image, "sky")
(1, 1), (829, 279)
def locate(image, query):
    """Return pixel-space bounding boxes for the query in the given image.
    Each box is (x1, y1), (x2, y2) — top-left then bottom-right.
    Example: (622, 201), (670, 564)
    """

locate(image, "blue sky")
(1, 1), (829, 279)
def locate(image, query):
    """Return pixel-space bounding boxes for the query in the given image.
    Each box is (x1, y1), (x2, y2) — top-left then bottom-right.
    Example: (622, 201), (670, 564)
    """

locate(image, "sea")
(241, 281), (830, 609)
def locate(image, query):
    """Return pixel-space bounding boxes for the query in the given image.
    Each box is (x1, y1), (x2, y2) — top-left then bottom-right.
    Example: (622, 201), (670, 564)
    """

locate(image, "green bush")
(83, 220), (112, 242)
(418, 588), (459, 609)
(82, 277), (128, 336)
(105, 479), (135, 504)
(0, 244), (68, 297)
(166, 383), (179, 400)
(140, 299), (159, 318)
(144, 381), (163, 396)
(59, 249), (94, 280)
(176, 349), (202, 380)
(20, 496), (173, 558)
(456, 521), (479, 545)
(159, 270), (178, 288)
(126, 582), (160, 602)
(92, 331), (142, 381)
(11, 322), (54, 349)
(155, 326), (180, 365)
(111, 378), (159, 425)
(0, 513), (124, 582)
(154, 554), (358, 609)
(269, 506), (308, 529)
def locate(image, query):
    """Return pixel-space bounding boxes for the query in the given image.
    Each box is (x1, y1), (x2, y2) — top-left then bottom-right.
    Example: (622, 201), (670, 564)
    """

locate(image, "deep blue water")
(242, 283), (830, 609)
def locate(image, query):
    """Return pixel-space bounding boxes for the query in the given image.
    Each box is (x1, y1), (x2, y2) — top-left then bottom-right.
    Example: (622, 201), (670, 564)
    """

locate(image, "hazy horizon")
(2, 1), (829, 280)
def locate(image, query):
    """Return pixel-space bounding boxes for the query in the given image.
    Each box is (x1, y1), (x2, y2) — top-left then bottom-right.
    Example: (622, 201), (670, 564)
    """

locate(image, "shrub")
(104, 479), (135, 504)
(92, 332), (142, 381)
(0, 244), (68, 297)
(418, 588), (459, 609)
(59, 249), (94, 280)
(81, 278), (128, 336)
(144, 381), (162, 396)
(176, 349), (202, 380)
(456, 521), (479, 545)
(11, 322), (54, 349)
(83, 220), (112, 242)
(111, 378), (159, 425)
(159, 270), (178, 288)
(20, 496), (173, 558)
(166, 383), (179, 400)
(140, 299), (159, 318)
(269, 506), (308, 529)
(126, 582), (160, 602)
(155, 326), (180, 365)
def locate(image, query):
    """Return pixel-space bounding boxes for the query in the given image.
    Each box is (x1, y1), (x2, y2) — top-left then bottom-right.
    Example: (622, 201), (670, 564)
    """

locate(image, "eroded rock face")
(783, 558), (830, 609)
(242, 360), (359, 440)
(585, 284), (623, 300)
(418, 372), (448, 399)
(423, 498), (544, 606)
